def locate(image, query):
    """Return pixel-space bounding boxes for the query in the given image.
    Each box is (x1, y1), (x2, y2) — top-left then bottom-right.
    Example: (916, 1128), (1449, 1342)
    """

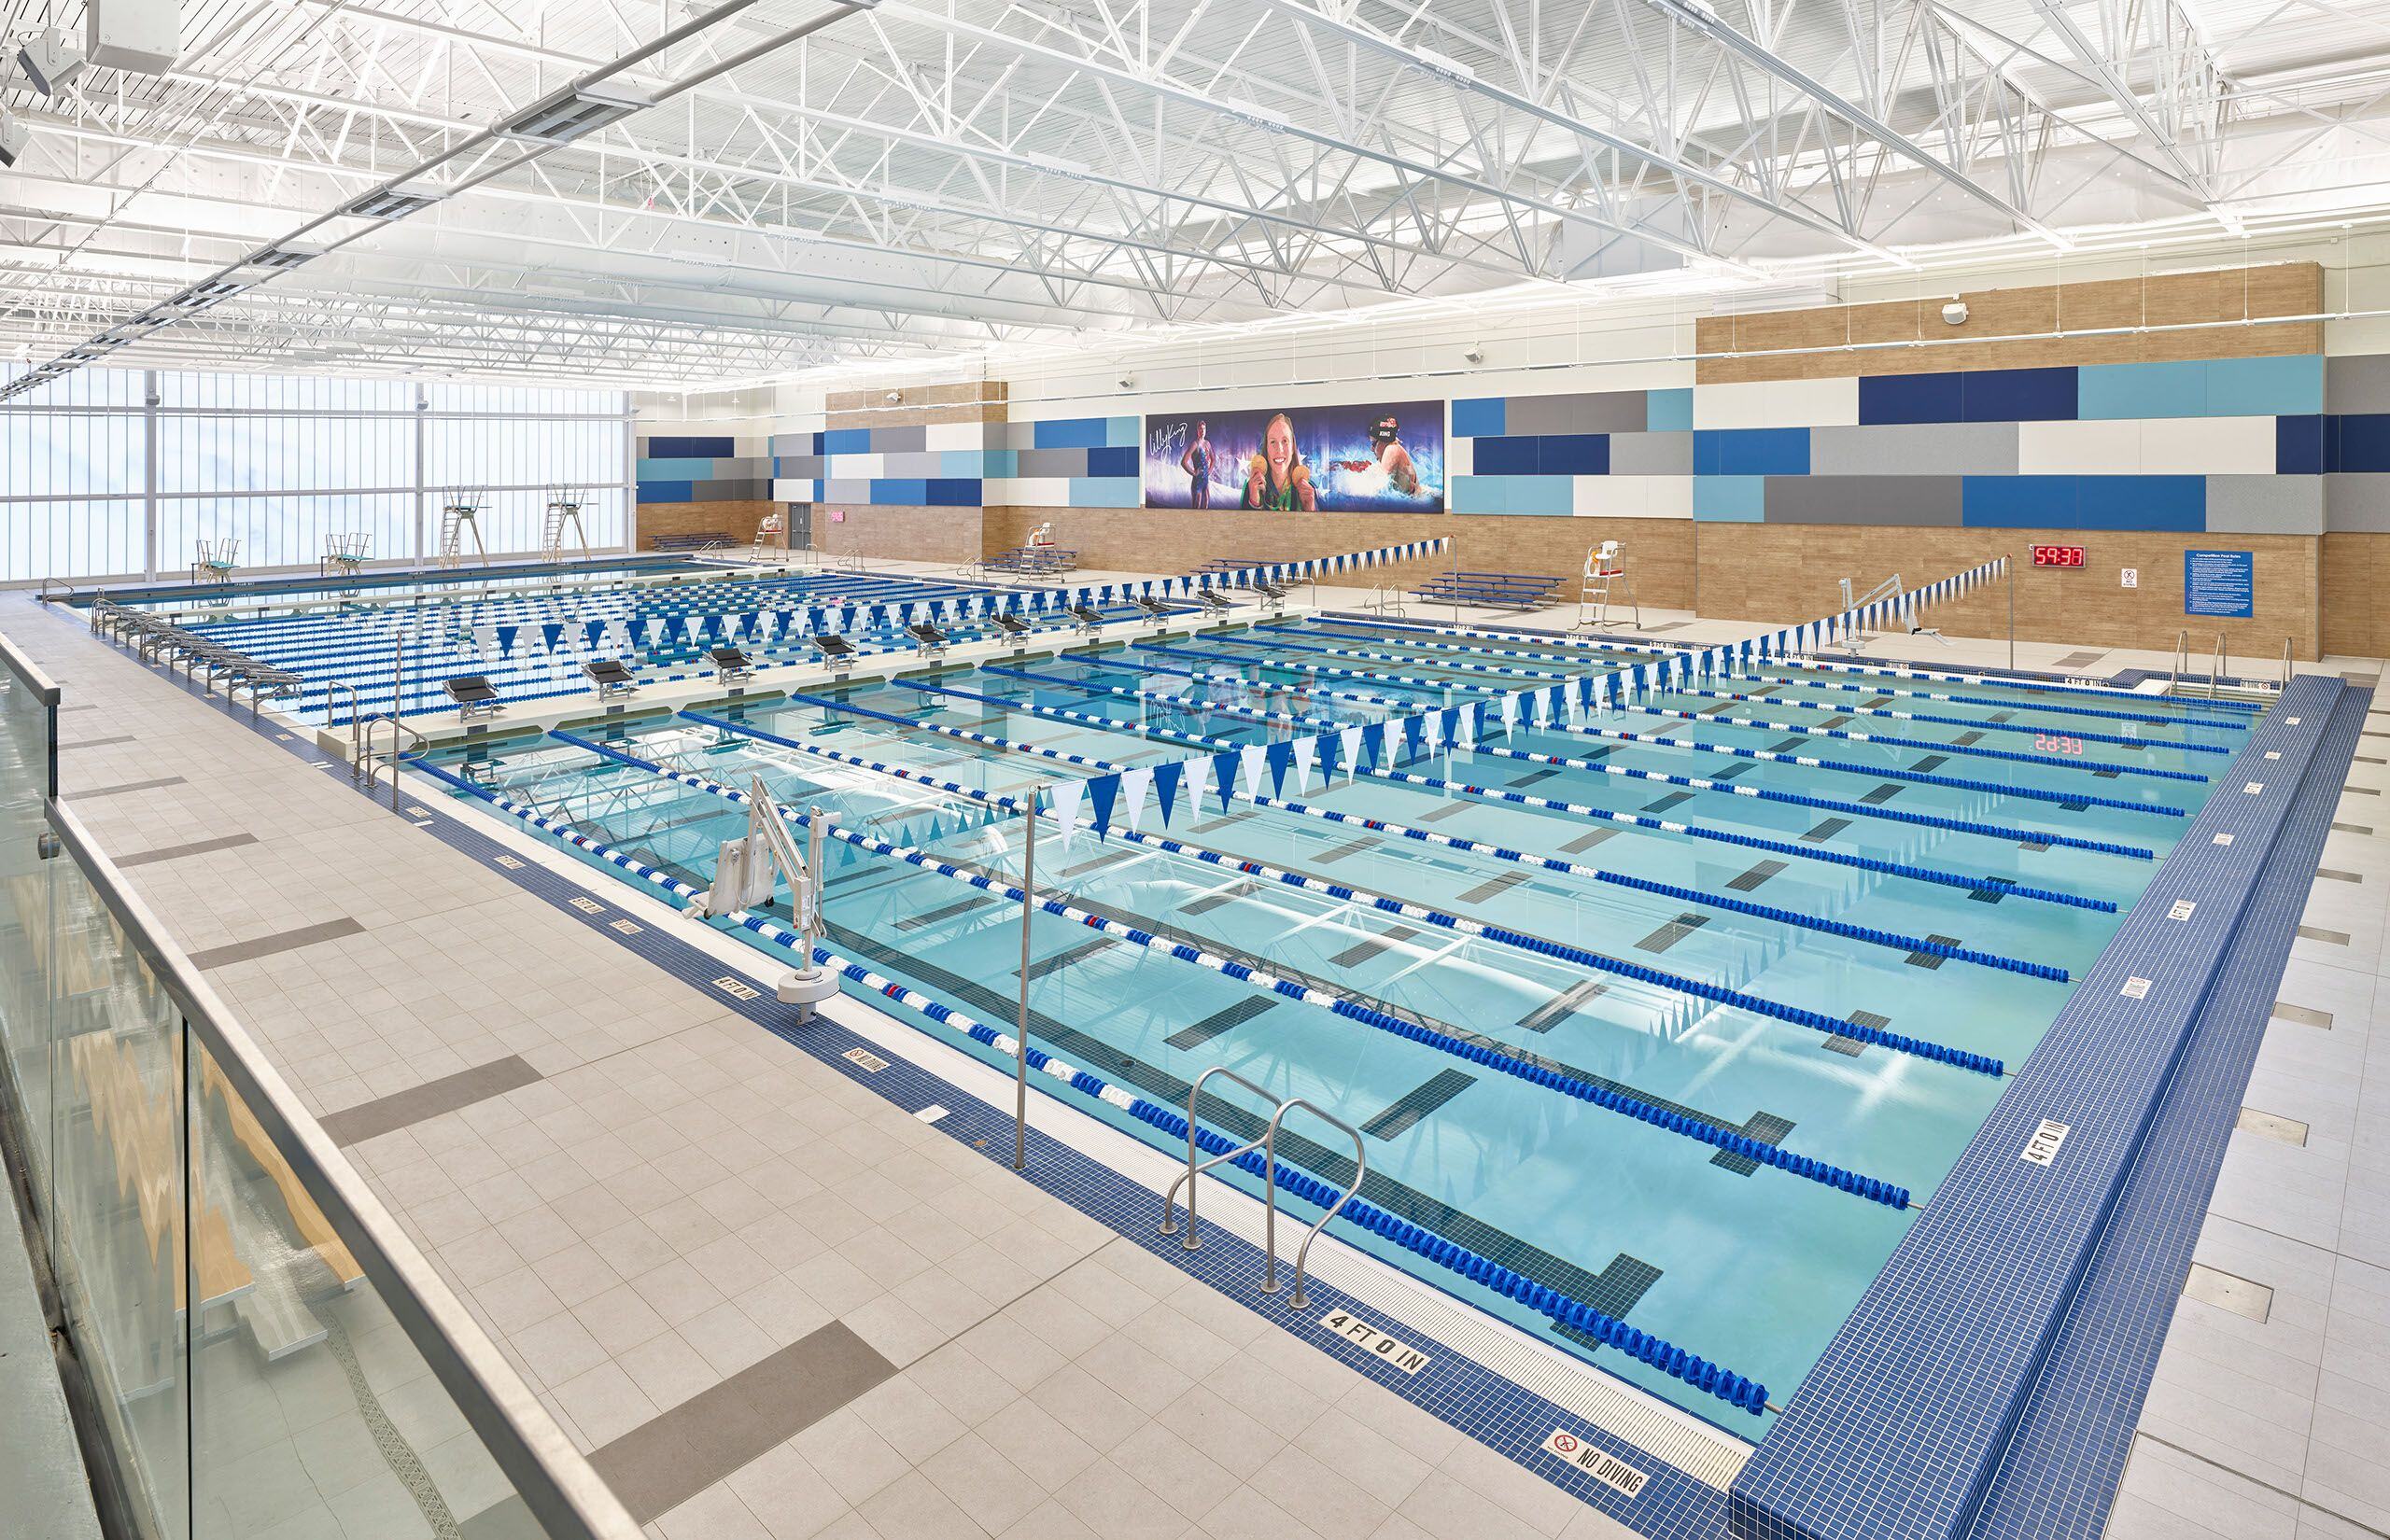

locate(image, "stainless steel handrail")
(2172, 628), (2189, 693)
(2281, 637), (2294, 692)
(1159, 1066), (1277, 1251)
(2210, 632), (2226, 698)
(1259, 1098), (1365, 1309)
(39, 799), (640, 1539)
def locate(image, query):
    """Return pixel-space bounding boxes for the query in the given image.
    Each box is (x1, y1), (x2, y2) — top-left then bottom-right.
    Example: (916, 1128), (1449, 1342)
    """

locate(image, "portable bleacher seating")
(1412, 569), (1566, 612)
(442, 675), (504, 721)
(906, 622), (949, 660)
(581, 658), (638, 699)
(709, 646), (754, 685)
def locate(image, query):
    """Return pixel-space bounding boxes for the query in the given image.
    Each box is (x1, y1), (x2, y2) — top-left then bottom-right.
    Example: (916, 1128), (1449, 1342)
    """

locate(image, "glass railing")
(0, 631), (636, 1540)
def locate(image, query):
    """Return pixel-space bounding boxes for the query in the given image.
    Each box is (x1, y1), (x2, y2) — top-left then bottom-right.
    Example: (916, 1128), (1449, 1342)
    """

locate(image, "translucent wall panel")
(0, 500), (146, 582)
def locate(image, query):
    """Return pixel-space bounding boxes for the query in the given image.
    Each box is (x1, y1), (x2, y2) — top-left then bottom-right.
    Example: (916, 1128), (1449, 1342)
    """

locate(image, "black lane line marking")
(1180, 881), (1258, 917)
(1910, 755), (1948, 776)
(1642, 791), (1694, 815)
(1417, 801), (1473, 822)
(1454, 871), (1530, 906)
(1905, 933), (1963, 969)
(1163, 997), (1278, 1052)
(1803, 817), (1850, 843)
(1711, 1112), (1797, 1175)
(1017, 935), (1118, 981)
(1560, 828), (1619, 853)
(1952, 732), (1984, 747)
(1519, 979), (1608, 1033)
(893, 893), (1005, 932)
(1725, 860), (1787, 892)
(1310, 836), (1378, 865)
(1636, 913), (1708, 955)
(1360, 1070), (1477, 1141)
(1327, 926), (1420, 970)
(1859, 783), (1903, 805)
(1766, 736), (1809, 755)
(1508, 768), (1560, 790)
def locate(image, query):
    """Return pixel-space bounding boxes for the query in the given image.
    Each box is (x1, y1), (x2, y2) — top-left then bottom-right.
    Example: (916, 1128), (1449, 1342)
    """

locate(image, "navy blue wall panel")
(1961, 367), (2078, 424)
(647, 435), (734, 459)
(1084, 445), (1140, 479)
(923, 478), (982, 507)
(1538, 434), (1610, 474)
(2277, 415), (2325, 475)
(1858, 371), (1964, 425)
(635, 480), (694, 503)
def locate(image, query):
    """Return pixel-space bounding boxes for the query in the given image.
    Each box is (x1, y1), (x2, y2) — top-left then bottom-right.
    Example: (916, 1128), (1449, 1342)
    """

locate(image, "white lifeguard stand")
(437, 492), (487, 568)
(752, 509), (783, 564)
(541, 487), (593, 563)
(1576, 540), (1637, 630)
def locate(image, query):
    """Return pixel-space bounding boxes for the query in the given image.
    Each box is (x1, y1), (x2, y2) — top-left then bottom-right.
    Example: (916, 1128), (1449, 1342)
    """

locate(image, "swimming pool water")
(425, 613), (2244, 1434)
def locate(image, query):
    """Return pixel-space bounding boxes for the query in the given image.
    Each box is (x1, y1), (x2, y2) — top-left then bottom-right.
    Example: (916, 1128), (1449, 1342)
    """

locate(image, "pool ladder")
(1160, 1066), (1364, 1310)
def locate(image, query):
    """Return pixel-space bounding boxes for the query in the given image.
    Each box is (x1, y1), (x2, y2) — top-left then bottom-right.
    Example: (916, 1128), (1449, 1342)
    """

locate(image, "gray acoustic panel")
(1504, 389), (1649, 436)
(2325, 473), (2390, 531)
(1015, 447), (1092, 479)
(2205, 475), (2324, 535)
(1762, 475), (1963, 525)
(873, 424), (928, 454)
(2327, 355), (2390, 414)
(1808, 422), (2019, 477)
(692, 478), (771, 502)
(775, 455), (824, 479)
(875, 452), (944, 478)
(1609, 431), (1695, 475)
(819, 479), (872, 504)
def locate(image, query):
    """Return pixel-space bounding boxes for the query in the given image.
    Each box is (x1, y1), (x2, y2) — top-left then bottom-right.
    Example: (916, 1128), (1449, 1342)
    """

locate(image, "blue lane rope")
(399, 754), (1774, 1416)
(1652, 682), (2234, 757)
(890, 678), (2121, 912)
(678, 705), (2064, 981)
(1617, 704), (2208, 784)
(1748, 664), (2256, 726)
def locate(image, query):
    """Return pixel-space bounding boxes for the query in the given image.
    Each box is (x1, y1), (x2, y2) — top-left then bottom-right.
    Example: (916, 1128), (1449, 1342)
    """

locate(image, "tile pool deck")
(9, 573), (2384, 1540)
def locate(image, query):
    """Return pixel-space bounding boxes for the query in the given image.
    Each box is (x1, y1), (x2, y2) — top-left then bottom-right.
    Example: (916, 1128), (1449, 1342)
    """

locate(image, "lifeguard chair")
(1575, 540), (1638, 631)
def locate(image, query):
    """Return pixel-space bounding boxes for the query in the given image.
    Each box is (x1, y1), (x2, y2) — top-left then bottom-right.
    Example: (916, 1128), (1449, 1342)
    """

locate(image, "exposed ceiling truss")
(5, 0), (2390, 388)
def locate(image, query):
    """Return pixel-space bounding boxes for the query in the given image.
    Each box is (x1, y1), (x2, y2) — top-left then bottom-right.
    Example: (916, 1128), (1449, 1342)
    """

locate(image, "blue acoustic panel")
(2077, 361), (2206, 421)
(1859, 371), (1964, 425)
(635, 480), (694, 504)
(2205, 353), (2323, 416)
(1537, 434), (1610, 475)
(1469, 436), (1539, 475)
(1695, 427), (1809, 476)
(1085, 444), (1140, 479)
(1498, 476), (1574, 516)
(1107, 416), (1141, 446)
(1693, 475), (1765, 521)
(1645, 387), (1694, 432)
(1960, 474), (2077, 526)
(939, 451), (987, 478)
(1067, 476), (1143, 507)
(636, 456), (718, 479)
(646, 435), (734, 459)
(868, 478), (929, 505)
(1033, 417), (1109, 449)
(2276, 414), (2325, 475)
(822, 427), (873, 455)
(923, 479), (982, 507)
(1452, 397), (1507, 438)
(2327, 413), (2390, 472)
(983, 449), (1018, 479)
(2075, 474), (2205, 530)
(1961, 366), (2078, 423)
(1451, 477), (1507, 514)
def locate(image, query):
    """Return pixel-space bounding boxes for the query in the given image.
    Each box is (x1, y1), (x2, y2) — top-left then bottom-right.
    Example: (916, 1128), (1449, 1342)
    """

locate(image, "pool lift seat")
(905, 622), (949, 661)
(685, 775), (837, 1017)
(1068, 602), (1106, 637)
(709, 646), (754, 685)
(808, 633), (857, 678)
(581, 657), (638, 700)
(442, 674), (505, 721)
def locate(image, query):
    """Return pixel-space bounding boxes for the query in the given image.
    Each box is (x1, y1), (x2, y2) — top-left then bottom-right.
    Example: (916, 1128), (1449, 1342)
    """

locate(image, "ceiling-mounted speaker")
(87, 0), (182, 77)
(0, 111), (30, 169)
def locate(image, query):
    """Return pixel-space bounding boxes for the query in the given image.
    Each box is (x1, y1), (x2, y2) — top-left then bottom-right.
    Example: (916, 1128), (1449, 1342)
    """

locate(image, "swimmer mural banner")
(1142, 401), (1447, 513)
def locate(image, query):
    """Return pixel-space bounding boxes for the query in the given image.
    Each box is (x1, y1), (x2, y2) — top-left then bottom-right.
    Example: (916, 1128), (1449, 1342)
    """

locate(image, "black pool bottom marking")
(1952, 732), (1983, 747)
(1766, 736), (1809, 755)
(1859, 783), (1904, 805)
(1416, 801), (1475, 822)
(1910, 755), (1948, 776)
(1637, 913), (1708, 955)
(893, 893), (1005, 932)
(1361, 1070), (1478, 1141)
(1861, 696), (1894, 709)
(1712, 1113), (1798, 1176)
(1708, 763), (1755, 783)
(1310, 836), (1378, 865)
(1454, 870), (1531, 906)
(823, 920), (1668, 1320)
(1906, 934), (1965, 968)
(1969, 879), (2017, 906)
(1328, 926), (1421, 969)
(1059, 846), (1140, 880)
(1519, 979), (1608, 1033)
(1163, 997), (1278, 1052)
(1509, 768), (1560, 790)
(1816, 716), (1854, 732)
(1560, 828), (1619, 854)
(1182, 880), (1260, 916)
(1643, 791), (1694, 815)
(1822, 1011), (1891, 1058)
(1018, 935), (1118, 981)
(1803, 817), (1851, 843)
(1726, 861), (1788, 892)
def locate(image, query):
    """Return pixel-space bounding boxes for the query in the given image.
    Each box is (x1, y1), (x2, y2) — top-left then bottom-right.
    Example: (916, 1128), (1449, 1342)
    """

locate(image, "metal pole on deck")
(1014, 786), (1035, 1171)
(2007, 555), (2016, 672)
(391, 637), (404, 811)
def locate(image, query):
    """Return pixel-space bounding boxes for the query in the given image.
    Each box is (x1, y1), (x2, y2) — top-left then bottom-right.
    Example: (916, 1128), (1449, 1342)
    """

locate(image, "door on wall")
(784, 504), (812, 553)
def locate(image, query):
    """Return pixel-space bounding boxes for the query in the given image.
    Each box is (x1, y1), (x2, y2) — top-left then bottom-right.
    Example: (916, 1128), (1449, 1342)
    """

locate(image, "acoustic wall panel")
(1451, 397), (1506, 438)
(2327, 355), (2390, 414)
(1646, 387), (1694, 432)
(647, 435), (734, 458)
(1694, 475), (1765, 521)
(1505, 389), (1646, 435)
(2206, 353), (2323, 416)
(2017, 419), (2141, 474)
(1609, 432), (1695, 475)
(1960, 367), (2077, 423)
(2204, 475), (2325, 535)
(2077, 361), (2206, 421)
(2325, 473), (2390, 530)
(1694, 427), (1809, 476)
(1763, 475), (1963, 525)
(1807, 422), (2018, 477)
(2140, 415), (2277, 476)
(1858, 371), (1964, 425)
(2276, 416), (2325, 475)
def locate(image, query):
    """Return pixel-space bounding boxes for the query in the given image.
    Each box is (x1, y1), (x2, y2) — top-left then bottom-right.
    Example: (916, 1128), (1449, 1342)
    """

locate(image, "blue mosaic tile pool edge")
(1966, 681), (2372, 1538)
(1729, 673), (2355, 1540)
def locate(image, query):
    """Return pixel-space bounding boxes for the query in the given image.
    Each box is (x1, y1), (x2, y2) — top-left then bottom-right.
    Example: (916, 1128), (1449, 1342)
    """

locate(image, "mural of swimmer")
(1143, 400), (1444, 512)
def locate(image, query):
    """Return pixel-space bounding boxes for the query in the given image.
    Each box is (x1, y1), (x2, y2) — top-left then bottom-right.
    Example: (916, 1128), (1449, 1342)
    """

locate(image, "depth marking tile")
(318, 1056), (543, 1147)
(185, 916), (366, 971)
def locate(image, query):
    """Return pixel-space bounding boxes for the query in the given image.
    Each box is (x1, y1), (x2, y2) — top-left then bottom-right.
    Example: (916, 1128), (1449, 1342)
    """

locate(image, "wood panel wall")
(980, 508), (1697, 609)
(1695, 264), (2322, 384)
(1695, 525), (2320, 662)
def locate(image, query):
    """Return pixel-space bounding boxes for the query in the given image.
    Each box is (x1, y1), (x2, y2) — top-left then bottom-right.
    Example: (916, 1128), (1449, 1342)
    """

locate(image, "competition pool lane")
(422, 617), (2243, 1436)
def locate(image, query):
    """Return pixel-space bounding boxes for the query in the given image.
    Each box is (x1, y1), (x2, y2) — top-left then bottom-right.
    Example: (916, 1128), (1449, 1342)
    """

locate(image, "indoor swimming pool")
(412, 608), (2255, 1437)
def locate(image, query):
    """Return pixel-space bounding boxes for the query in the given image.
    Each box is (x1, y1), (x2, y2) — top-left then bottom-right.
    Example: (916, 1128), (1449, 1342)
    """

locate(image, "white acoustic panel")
(1447, 435), (1471, 477)
(1692, 376), (1860, 429)
(1692, 380), (1778, 429)
(2139, 415), (2276, 476)
(986, 477), (1071, 507)
(1569, 474), (1694, 517)
(2017, 419), (2140, 474)
(770, 478), (814, 503)
(826, 452), (883, 480)
(924, 421), (985, 453)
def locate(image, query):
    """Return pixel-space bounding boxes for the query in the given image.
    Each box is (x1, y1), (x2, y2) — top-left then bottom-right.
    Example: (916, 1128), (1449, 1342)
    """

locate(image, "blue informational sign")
(2184, 549), (2255, 618)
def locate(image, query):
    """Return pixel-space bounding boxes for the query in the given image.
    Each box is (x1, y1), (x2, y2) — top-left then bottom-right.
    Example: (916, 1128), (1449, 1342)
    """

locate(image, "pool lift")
(687, 777), (837, 1018)
(1833, 575), (1944, 651)
(905, 621), (949, 661)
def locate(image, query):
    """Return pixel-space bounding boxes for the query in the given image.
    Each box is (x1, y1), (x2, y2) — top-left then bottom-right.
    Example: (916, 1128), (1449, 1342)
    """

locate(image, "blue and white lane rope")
(1646, 683), (2233, 757)
(1598, 705), (2204, 784)
(682, 703), (2060, 980)
(398, 755), (1775, 1417)
(888, 679), (2120, 913)
(1210, 630), (1580, 685)
(981, 664), (2156, 866)
(574, 726), (2001, 1081)
(1133, 639), (1519, 700)
(1280, 622), (1662, 671)
(516, 732), (1938, 1197)
(1748, 658), (2260, 720)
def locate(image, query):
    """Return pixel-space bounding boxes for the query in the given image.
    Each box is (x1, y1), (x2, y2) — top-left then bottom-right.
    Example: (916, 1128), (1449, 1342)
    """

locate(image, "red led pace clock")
(2032, 544), (2087, 568)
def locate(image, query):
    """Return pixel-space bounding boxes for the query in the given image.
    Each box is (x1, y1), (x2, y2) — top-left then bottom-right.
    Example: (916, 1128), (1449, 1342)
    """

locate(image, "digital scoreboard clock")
(2032, 544), (2086, 567)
